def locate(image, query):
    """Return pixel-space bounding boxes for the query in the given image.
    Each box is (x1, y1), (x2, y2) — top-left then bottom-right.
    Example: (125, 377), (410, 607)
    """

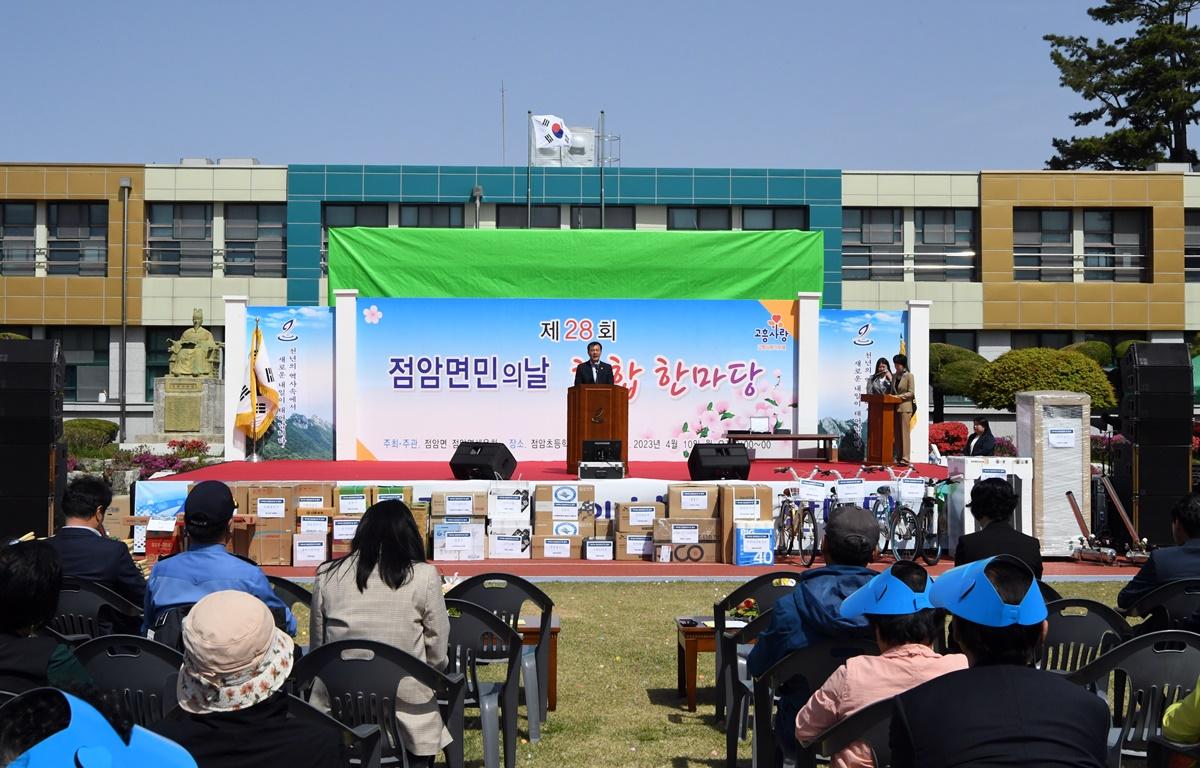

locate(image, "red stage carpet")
(172, 459), (949, 483)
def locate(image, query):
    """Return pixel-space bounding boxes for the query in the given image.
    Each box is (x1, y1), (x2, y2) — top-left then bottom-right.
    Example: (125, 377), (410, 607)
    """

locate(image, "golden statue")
(168, 308), (223, 377)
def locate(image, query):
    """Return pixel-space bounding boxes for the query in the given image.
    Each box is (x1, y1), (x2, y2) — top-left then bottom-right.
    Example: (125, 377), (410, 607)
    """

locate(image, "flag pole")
(599, 110), (606, 229)
(526, 110), (533, 228)
(249, 318), (261, 463)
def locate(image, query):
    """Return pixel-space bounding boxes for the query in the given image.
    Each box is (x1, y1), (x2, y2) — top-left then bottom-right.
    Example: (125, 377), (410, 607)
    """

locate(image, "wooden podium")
(860, 394), (903, 466)
(567, 385), (629, 473)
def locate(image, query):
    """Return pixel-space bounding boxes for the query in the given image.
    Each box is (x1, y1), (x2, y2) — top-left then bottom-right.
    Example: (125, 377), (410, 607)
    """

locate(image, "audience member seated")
(746, 506), (879, 756)
(890, 555), (1108, 768)
(1163, 674), (1200, 744)
(0, 688), (193, 766)
(795, 561), (966, 768)
(1118, 493), (1200, 613)
(143, 481), (295, 635)
(47, 475), (146, 607)
(150, 591), (340, 768)
(309, 500), (450, 768)
(0, 541), (91, 693)
(953, 478), (1043, 579)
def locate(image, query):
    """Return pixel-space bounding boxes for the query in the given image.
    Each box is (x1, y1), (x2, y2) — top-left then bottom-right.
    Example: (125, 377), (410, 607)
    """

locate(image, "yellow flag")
(234, 321), (277, 440)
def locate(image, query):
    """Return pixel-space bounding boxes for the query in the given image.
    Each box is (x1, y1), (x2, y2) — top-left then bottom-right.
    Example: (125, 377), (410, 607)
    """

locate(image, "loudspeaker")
(1121, 342), (1192, 394)
(1120, 392), (1193, 420)
(687, 443), (751, 481)
(0, 443), (67, 495)
(0, 339), (63, 365)
(0, 389), (63, 421)
(1112, 441), (1192, 544)
(0, 361), (65, 391)
(0, 497), (59, 542)
(1121, 417), (1193, 446)
(449, 442), (517, 480)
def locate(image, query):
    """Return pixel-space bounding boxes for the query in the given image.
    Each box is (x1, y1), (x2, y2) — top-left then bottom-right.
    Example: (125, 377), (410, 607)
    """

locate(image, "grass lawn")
(294, 580), (1126, 767)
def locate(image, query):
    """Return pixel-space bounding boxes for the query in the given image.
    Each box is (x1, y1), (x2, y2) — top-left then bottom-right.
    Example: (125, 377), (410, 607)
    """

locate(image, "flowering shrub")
(929, 422), (969, 456)
(1091, 433), (1127, 464)
(66, 455), (80, 472)
(167, 439), (209, 458)
(993, 436), (1017, 457)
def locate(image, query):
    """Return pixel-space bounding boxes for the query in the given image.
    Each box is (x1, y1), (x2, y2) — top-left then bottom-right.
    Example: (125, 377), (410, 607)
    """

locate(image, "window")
(146, 203), (213, 276)
(915, 209), (977, 281)
(667, 207), (732, 230)
(1084, 209), (1148, 282)
(46, 327), (109, 402)
(0, 203), (36, 275)
(1013, 209), (1072, 282)
(1082, 330), (1147, 353)
(930, 330), (978, 351)
(569, 205), (635, 229)
(1187, 210), (1200, 283)
(842, 208), (902, 281)
(741, 206), (808, 230)
(145, 326), (186, 398)
(399, 204), (464, 228)
(47, 203), (107, 276)
(322, 204), (387, 257)
(1011, 331), (1072, 350)
(225, 204), (286, 277)
(497, 204), (560, 228)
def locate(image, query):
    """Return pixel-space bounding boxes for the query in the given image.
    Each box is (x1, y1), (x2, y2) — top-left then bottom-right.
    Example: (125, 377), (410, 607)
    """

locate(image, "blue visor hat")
(841, 564), (934, 618)
(12, 690), (196, 767)
(929, 555), (1047, 627)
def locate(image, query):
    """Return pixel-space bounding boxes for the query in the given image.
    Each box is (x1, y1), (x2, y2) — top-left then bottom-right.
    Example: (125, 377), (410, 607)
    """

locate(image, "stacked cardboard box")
(614, 501), (662, 562)
(652, 518), (720, 563)
(532, 484), (595, 539)
(719, 485), (775, 564)
(531, 535), (582, 559)
(430, 490), (487, 561)
(246, 485), (296, 566)
(487, 485), (532, 560)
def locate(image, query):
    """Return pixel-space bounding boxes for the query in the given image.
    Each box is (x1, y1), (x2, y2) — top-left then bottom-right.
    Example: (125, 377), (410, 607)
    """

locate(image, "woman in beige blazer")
(892, 353), (916, 464)
(310, 500), (450, 765)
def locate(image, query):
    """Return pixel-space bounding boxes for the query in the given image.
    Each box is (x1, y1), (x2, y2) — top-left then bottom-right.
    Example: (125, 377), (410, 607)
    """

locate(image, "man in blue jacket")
(1118, 492), (1200, 613)
(746, 505), (879, 756)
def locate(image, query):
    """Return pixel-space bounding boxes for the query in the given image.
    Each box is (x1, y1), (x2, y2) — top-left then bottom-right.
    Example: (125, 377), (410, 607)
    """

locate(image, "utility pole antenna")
(501, 81), (506, 165)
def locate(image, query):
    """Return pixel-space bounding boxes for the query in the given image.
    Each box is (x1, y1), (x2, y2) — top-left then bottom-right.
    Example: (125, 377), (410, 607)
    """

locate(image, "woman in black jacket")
(966, 418), (996, 456)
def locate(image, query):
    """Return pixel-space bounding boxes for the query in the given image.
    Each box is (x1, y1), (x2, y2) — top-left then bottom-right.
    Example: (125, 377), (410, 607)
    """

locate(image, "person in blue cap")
(889, 555), (1108, 768)
(795, 561), (966, 768)
(747, 506), (880, 756)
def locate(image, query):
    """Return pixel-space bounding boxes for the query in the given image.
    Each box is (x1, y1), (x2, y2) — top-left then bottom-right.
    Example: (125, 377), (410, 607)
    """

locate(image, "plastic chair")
(1042, 598), (1132, 674)
(51, 579), (144, 639)
(751, 637), (878, 768)
(1148, 733), (1200, 768)
(1124, 579), (1200, 630)
(723, 610), (776, 768)
(445, 598), (524, 768)
(1069, 630), (1200, 767)
(267, 574), (314, 612)
(74, 634), (183, 726)
(446, 572), (553, 735)
(812, 697), (895, 768)
(712, 571), (800, 724)
(292, 639), (466, 768)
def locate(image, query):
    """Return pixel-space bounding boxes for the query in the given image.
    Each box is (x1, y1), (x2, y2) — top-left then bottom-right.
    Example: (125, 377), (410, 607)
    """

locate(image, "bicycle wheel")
(871, 497), (892, 556)
(775, 504), (797, 558)
(798, 506), (818, 567)
(888, 506), (918, 561)
(918, 502), (943, 566)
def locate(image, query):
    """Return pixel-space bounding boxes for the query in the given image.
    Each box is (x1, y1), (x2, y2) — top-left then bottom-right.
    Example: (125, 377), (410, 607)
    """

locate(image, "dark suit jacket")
(47, 527), (147, 606)
(890, 665), (1108, 768)
(966, 432), (996, 456)
(953, 520), (1043, 579)
(1117, 538), (1200, 611)
(574, 360), (614, 386)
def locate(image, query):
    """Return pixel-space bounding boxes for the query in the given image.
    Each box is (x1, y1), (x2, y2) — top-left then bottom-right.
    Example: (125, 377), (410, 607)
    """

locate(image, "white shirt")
(59, 524), (102, 537)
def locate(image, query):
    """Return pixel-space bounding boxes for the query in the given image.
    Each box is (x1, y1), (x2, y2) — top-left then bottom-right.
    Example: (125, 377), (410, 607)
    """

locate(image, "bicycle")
(889, 475), (962, 565)
(772, 467), (822, 567)
(862, 465), (913, 559)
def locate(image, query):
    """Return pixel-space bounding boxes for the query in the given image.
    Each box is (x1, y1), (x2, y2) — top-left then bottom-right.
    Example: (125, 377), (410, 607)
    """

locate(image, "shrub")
(1062, 341), (1113, 368)
(1114, 339), (1149, 361)
(970, 348), (1117, 412)
(929, 421), (969, 456)
(0, 332), (28, 340)
(1091, 433), (1127, 464)
(167, 439), (209, 458)
(993, 436), (1017, 457)
(64, 419), (120, 453)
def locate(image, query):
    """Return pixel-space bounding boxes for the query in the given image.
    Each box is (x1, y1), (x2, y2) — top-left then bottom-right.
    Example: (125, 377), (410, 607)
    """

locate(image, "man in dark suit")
(890, 555), (1109, 768)
(1117, 492), (1200, 612)
(573, 341), (614, 385)
(953, 477), (1043, 579)
(47, 475), (145, 606)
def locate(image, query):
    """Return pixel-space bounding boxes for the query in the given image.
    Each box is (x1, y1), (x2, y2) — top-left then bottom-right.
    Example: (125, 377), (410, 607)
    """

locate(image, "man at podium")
(574, 341), (614, 385)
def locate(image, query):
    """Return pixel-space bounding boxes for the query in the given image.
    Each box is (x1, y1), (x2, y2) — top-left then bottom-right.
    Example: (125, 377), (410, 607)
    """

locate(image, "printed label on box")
(294, 540), (326, 564)
(672, 523), (700, 544)
(297, 496), (326, 509)
(543, 538), (572, 558)
(733, 498), (761, 520)
(444, 531), (472, 551)
(552, 485), (578, 505)
(626, 535), (653, 555)
(299, 516), (329, 534)
(446, 495), (475, 515)
(980, 467), (1008, 480)
(628, 506), (656, 527)
(586, 540), (614, 560)
(552, 521), (580, 537)
(552, 501), (580, 521)
(492, 535), (523, 556)
(442, 516), (474, 524)
(256, 498), (286, 518)
(799, 480), (826, 502)
(899, 478), (925, 502)
(332, 519), (359, 541)
(492, 495), (524, 515)
(377, 492), (406, 502)
(680, 490), (709, 510)
(339, 494), (367, 515)
(742, 533), (772, 554)
(147, 517), (176, 533)
(836, 479), (866, 502)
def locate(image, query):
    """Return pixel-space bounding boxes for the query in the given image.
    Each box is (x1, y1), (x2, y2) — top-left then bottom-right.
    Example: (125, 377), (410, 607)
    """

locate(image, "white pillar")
(906, 299), (932, 464)
(334, 289), (359, 461)
(223, 295), (249, 460)
(795, 292), (822, 441)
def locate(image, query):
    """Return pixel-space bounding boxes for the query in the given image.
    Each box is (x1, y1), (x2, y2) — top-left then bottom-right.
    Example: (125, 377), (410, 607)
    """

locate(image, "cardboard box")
(430, 491), (487, 517)
(652, 518), (720, 544)
(335, 485), (372, 515)
(295, 483), (335, 510)
(431, 521), (485, 561)
(616, 532), (654, 561)
(667, 484), (719, 518)
(533, 484), (596, 518)
(487, 532), (532, 559)
(374, 485), (415, 505)
(330, 515), (361, 557)
(487, 486), (532, 519)
(531, 535), (582, 559)
(246, 486), (296, 532)
(734, 522), (776, 567)
(292, 533), (329, 566)
(533, 516), (595, 538)
(656, 541), (720, 563)
(719, 485), (775, 564)
(296, 512), (332, 536)
(409, 502), (430, 539)
(249, 531), (293, 566)
(583, 538), (615, 560)
(615, 502), (663, 533)
(103, 495), (131, 537)
(594, 519), (613, 540)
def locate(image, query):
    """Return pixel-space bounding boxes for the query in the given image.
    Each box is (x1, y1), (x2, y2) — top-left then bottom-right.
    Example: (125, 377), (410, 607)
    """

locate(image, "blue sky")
(4, 1), (1126, 169)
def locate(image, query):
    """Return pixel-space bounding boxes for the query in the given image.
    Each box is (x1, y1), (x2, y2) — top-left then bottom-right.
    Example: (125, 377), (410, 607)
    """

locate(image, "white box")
(292, 535), (328, 565)
(947, 456), (1036, 554)
(487, 533), (531, 559)
(432, 522), (485, 561)
(584, 539), (615, 560)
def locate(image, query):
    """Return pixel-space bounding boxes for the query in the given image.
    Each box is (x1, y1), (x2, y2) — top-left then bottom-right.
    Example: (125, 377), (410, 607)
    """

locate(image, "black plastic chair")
(723, 609), (776, 768)
(74, 634), (183, 726)
(712, 571), (800, 724)
(0, 690), (14, 706)
(1069, 630), (1200, 767)
(267, 574), (314, 613)
(292, 638), (466, 768)
(51, 579), (144, 639)
(1042, 598), (1132, 674)
(445, 598), (524, 768)
(1124, 579), (1200, 630)
(751, 637), (878, 768)
(812, 697), (895, 768)
(446, 572), (553, 734)
(1149, 733), (1200, 768)
(1038, 580), (1064, 603)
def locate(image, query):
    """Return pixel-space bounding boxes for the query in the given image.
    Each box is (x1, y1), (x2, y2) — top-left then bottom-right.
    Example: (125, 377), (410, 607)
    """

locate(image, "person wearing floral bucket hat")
(889, 555), (1108, 768)
(149, 591), (341, 768)
(794, 561), (966, 768)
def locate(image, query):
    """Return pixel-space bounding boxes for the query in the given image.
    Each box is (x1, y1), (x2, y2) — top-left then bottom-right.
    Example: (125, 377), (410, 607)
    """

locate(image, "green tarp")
(327, 228), (823, 301)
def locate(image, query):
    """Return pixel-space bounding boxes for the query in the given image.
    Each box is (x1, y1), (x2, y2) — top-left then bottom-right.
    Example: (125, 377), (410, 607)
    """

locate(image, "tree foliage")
(1062, 340), (1114, 367)
(930, 343), (986, 395)
(1045, 0), (1200, 169)
(970, 348), (1118, 411)
(1114, 338), (1150, 359)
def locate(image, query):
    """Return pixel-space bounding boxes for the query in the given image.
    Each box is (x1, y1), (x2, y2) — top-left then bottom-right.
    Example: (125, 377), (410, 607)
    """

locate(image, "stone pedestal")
(142, 377), (224, 444)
